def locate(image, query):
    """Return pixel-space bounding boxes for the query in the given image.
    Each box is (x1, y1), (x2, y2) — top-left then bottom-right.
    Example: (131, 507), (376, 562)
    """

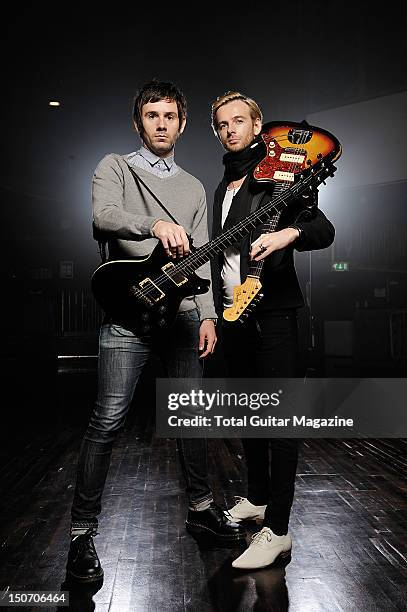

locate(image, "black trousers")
(222, 310), (299, 535)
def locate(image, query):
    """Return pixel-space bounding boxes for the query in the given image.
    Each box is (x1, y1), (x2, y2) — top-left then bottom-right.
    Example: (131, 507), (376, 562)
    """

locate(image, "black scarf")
(222, 135), (267, 182)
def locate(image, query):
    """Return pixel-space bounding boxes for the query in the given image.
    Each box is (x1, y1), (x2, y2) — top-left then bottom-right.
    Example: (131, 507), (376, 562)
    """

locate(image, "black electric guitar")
(91, 128), (340, 335)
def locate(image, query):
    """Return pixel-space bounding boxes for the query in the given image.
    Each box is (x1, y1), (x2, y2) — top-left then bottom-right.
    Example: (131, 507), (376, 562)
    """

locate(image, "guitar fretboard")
(178, 174), (311, 274)
(249, 181), (290, 279)
(139, 162), (330, 296)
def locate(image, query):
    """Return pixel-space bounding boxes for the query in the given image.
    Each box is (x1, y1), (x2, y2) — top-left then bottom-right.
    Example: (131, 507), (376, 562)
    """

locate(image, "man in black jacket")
(210, 91), (335, 570)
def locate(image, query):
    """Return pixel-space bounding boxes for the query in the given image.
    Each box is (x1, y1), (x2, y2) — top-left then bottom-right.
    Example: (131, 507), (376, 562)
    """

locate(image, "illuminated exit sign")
(332, 261), (350, 272)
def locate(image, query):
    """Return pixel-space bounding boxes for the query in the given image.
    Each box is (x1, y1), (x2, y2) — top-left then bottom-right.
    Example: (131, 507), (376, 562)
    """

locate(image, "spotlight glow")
(49, 101), (60, 106)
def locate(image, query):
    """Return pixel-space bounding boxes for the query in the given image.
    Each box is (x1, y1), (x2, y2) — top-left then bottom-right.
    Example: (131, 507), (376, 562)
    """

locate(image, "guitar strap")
(93, 222), (108, 263)
(127, 166), (182, 225)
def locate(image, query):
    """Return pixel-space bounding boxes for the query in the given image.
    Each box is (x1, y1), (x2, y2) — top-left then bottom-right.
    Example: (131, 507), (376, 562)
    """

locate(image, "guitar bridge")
(162, 262), (188, 287)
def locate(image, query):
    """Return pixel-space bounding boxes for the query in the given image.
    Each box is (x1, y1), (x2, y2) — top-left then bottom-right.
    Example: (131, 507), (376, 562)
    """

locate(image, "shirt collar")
(138, 145), (174, 170)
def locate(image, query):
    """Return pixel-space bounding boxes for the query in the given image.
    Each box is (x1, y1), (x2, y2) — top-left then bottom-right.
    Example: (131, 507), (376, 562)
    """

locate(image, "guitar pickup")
(273, 170), (295, 182)
(162, 262), (188, 287)
(280, 153), (305, 164)
(138, 277), (165, 303)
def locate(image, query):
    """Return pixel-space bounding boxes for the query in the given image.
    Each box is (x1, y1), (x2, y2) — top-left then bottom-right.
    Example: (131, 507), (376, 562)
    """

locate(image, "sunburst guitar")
(223, 120), (341, 324)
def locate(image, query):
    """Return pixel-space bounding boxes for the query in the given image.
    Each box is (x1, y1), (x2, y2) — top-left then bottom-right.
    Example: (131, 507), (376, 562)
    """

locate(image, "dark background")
(1, 2), (406, 400)
(0, 8), (405, 607)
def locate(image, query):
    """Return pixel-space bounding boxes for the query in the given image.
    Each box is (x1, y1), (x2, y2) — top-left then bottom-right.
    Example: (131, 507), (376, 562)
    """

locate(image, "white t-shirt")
(221, 185), (242, 308)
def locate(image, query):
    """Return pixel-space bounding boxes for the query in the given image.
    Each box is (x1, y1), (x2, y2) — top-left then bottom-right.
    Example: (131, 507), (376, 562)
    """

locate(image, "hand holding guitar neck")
(251, 227), (300, 261)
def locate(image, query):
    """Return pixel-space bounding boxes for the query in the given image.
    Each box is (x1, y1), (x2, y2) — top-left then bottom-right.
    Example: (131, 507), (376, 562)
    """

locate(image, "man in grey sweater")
(66, 80), (245, 582)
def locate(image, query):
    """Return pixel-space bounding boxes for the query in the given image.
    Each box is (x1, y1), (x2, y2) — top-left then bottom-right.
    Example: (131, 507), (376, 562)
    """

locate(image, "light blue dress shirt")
(126, 146), (179, 178)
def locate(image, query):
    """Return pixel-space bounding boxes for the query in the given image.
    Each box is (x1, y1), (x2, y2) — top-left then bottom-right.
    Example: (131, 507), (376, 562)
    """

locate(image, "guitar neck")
(248, 182), (289, 279)
(178, 176), (308, 274)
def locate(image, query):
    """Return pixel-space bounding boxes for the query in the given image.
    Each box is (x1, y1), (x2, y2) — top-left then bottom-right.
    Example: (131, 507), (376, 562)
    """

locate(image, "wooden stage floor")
(0, 365), (406, 611)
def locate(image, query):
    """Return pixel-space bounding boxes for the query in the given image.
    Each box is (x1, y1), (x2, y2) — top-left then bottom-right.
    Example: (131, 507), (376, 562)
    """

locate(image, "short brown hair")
(133, 79), (187, 133)
(211, 91), (263, 133)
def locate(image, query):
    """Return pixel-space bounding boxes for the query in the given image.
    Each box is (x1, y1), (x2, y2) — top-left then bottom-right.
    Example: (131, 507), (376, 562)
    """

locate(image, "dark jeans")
(222, 310), (299, 535)
(71, 309), (212, 524)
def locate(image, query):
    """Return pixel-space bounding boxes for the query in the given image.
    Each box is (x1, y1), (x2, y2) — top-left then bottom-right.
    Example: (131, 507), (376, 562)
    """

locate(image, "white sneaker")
(225, 497), (266, 522)
(232, 527), (292, 570)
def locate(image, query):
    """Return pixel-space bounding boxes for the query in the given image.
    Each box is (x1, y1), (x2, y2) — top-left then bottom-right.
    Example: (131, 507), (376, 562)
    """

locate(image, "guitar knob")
(157, 319), (166, 327)
(158, 305), (167, 314)
(141, 312), (150, 321)
(141, 324), (150, 333)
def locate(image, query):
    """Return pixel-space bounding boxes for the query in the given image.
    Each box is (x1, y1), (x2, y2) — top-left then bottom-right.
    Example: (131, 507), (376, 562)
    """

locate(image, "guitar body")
(91, 243), (210, 335)
(253, 120), (342, 183)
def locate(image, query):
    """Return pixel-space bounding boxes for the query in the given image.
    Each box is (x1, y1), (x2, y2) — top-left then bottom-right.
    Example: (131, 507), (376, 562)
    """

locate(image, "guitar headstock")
(223, 277), (263, 322)
(297, 157), (337, 196)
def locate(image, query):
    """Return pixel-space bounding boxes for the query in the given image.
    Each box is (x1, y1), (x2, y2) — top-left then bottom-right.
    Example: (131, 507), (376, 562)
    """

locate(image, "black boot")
(186, 502), (246, 545)
(67, 527), (104, 582)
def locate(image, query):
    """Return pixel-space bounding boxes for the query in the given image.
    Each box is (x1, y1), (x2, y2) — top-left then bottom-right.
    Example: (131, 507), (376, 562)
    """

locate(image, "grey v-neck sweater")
(92, 153), (217, 320)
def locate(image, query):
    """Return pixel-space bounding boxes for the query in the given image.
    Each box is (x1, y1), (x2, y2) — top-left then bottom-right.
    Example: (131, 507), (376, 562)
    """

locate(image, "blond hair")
(211, 91), (263, 134)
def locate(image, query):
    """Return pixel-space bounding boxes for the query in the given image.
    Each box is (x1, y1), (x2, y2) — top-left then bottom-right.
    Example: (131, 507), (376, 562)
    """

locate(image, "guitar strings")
(137, 133), (323, 300)
(137, 172), (311, 299)
(136, 159), (317, 300)
(249, 128), (308, 278)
